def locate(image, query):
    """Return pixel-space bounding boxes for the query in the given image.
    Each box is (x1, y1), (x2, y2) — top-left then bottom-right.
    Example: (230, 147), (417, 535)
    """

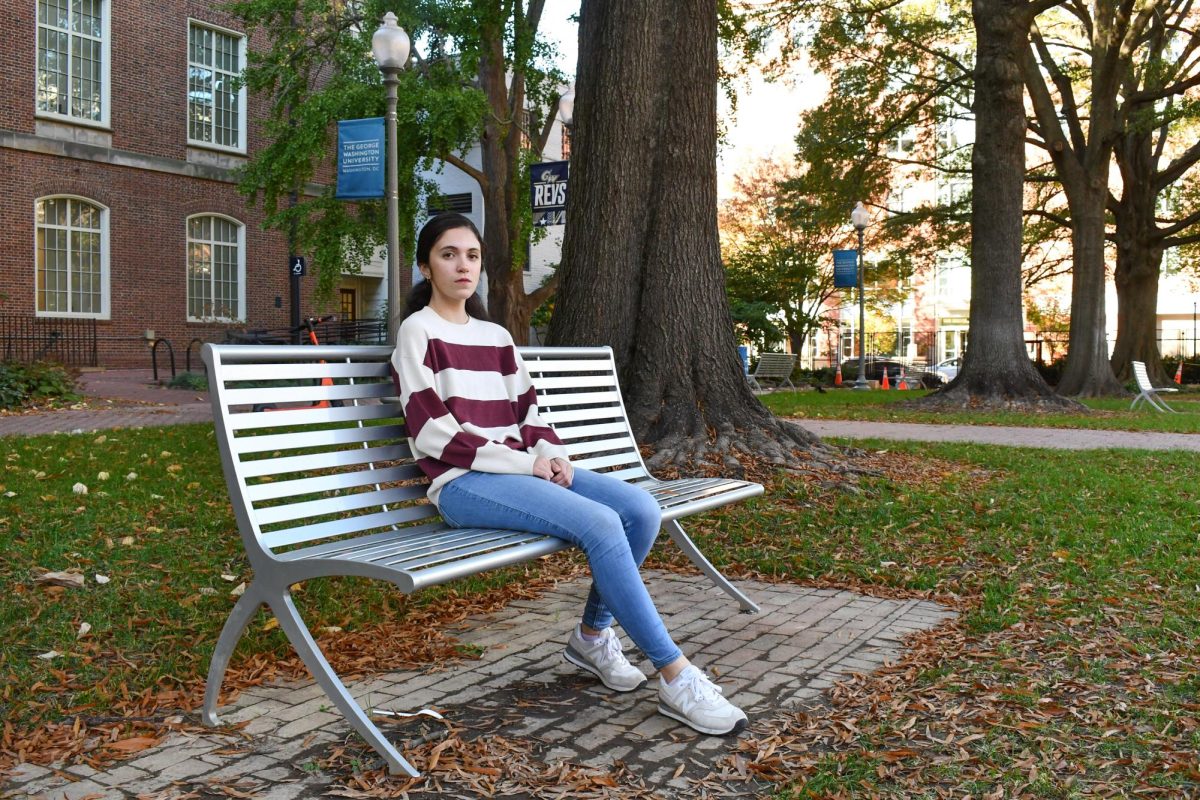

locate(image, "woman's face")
(420, 226), (482, 307)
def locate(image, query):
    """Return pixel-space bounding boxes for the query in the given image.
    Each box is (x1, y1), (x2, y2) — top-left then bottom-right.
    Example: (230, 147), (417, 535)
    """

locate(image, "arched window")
(35, 196), (109, 317)
(187, 215), (245, 322)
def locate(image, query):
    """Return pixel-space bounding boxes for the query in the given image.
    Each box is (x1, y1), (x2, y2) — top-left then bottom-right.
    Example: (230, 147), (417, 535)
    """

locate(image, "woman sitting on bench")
(390, 213), (747, 736)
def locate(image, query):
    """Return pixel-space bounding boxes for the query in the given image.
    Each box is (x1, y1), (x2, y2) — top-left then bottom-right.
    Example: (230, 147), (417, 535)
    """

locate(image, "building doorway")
(339, 288), (357, 321)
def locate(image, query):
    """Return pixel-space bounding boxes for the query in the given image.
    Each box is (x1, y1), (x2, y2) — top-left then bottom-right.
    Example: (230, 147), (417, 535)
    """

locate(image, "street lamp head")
(851, 201), (870, 231)
(372, 12), (410, 71)
(558, 85), (575, 126)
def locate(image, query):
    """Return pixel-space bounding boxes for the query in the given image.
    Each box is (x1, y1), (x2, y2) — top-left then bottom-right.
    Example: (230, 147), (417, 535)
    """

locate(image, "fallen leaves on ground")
(321, 726), (660, 799)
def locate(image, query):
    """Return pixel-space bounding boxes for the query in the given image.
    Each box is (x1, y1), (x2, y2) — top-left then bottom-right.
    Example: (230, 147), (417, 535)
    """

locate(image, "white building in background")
(344, 117), (569, 337)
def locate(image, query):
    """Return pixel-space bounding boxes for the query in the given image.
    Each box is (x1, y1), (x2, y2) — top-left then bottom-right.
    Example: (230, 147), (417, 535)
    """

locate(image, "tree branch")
(526, 270), (559, 307)
(534, 93), (560, 156)
(1156, 138), (1200, 190)
(1159, 207), (1200, 238)
(1030, 23), (1087, 156)
(1024, 207), (1072, 227)
(442, 151), (488, 187)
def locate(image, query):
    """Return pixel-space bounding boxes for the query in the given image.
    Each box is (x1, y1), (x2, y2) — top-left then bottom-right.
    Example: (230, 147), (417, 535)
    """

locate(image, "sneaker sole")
(657, 702), (748, 736)
(562, 647), (647, 692)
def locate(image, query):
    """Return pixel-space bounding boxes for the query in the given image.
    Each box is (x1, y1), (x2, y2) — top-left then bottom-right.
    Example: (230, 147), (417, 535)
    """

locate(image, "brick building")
(0, 0), (314, 367)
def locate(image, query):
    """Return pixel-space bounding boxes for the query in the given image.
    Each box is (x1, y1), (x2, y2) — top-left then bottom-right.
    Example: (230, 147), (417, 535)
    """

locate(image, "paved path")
(796, 419), (1200, 452)
(0, 369), (212, 437)
(4, 368), (1198, 454)
(3, 572), (956, 799)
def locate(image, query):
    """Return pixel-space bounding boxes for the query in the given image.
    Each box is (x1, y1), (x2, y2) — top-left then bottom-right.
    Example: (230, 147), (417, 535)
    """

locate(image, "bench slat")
(262, 504), (436, 550)
(234, 423), (407, 455)
(551, 421), (630, 440)
(308, 525), (509, 562)
(253, 485), (427, 526)
(538, 407), (624, 425)
(607, 466), (652, 482)
(382, 531), (557, 570)
(220, 362), (391, 382)
(531, 389), (623, 408)
(279, 519), (451, 561)
(526, 374), (617, 390)
(223, 382), (395, 407)
(570, 451), (643, 471)
(523, 359), (616, 374)
(564, 436), (637, 457)
(228, 402), (404, 431)
(244, 463), (425, 502)
(239, 443), (411, 479)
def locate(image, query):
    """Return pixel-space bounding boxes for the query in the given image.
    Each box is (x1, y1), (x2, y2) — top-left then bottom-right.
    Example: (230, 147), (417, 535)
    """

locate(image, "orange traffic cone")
(834, 362), (843, 387)
(881, 368), (890, 390)
(897, 367), (908, 390)
(1176, 360), (1184, 385)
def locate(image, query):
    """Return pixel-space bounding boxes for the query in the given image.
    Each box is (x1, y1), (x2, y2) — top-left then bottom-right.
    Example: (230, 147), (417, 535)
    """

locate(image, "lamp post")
(851, 202), (870, 390)
(558, 85), (575, 128)
(372, 12), (410, 345)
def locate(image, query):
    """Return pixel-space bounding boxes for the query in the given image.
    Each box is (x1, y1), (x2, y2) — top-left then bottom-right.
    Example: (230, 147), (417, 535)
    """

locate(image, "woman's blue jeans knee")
(436, 468), (683, 670)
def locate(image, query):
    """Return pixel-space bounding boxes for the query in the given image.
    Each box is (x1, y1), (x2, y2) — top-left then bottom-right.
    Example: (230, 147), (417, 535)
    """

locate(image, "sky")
(538, 3), (827, 199)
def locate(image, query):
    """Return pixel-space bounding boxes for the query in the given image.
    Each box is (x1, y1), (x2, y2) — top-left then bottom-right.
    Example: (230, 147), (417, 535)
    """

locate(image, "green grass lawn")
(759, 386), (1200, 433)
(2, 425), (1198, 795)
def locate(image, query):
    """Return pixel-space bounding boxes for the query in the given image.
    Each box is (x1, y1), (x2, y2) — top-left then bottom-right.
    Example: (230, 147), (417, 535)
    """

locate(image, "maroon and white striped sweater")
(391, 306), (569, 504)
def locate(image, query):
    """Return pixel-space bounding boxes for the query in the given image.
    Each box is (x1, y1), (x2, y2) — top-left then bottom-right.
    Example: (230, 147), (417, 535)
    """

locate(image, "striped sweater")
(391, 306), (569, 504)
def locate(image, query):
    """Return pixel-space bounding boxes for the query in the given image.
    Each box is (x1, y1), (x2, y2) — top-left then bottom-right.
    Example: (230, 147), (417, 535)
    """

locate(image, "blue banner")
(336, 118), (385, 200)
(833, 249), (858, 289)
(531, 160), (569, 226)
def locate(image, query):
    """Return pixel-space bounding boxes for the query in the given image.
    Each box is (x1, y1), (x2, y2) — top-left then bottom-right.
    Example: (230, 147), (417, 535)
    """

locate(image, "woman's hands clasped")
(532, 456), (574, 487)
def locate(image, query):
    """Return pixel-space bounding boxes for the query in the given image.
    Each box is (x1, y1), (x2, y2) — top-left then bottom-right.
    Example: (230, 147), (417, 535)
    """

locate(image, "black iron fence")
(223, 318), (386, 346)
(0, 314), (98, 367)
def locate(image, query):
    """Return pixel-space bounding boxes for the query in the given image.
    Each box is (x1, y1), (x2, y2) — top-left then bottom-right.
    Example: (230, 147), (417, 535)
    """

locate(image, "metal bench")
(199, 343), (764, 777)
(1130, 360), (1179, 412)
(747, 352), (798, 391)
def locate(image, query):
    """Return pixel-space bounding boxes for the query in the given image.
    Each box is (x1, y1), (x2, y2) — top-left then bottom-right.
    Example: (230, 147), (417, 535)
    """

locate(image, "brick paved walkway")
(3, 572), (955, 799)
(0, 370), (211, 437)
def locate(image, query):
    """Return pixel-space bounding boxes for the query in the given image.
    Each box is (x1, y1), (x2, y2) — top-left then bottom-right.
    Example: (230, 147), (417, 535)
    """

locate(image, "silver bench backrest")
(753, 352), (796, 378)
(203, 344), (652, 563)
(1132, 360), (1153, 391)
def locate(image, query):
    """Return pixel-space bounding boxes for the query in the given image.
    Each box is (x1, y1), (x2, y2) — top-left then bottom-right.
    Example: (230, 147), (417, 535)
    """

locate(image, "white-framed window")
(187, 215), (246, 322)
(35, 196), (110, 318)
(36, 0), (110, 125)
(887, 126), (916, 156)
(187, 21), (247, 152)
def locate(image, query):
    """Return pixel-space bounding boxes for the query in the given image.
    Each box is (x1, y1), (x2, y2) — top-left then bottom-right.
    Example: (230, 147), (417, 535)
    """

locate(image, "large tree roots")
(644, 417), (867, 483)
(916, 380), (1086, 412)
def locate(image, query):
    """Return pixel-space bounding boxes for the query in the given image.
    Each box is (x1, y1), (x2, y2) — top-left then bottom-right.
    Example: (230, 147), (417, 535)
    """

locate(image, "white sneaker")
(562, 625), (648, 692)
(658, 665), (748, 735)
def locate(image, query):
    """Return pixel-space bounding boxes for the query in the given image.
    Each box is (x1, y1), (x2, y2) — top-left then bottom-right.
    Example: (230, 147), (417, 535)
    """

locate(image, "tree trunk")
(474, 5), (553, 344)
(924, 0), (1075, 410)
(548, 0), (825, 472)
(1111, 248), (1164, 384)
(1110, 127), (1166, 385)
(1054, 187), (1125, 396)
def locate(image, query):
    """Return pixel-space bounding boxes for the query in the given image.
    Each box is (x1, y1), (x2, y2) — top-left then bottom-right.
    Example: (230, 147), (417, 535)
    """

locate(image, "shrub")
(0, 361), (80, 410)
(167, 371), (208, 391)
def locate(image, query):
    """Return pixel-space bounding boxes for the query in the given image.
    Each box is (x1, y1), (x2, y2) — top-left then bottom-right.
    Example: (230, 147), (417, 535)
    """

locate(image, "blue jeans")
(437, 468), (683, 669)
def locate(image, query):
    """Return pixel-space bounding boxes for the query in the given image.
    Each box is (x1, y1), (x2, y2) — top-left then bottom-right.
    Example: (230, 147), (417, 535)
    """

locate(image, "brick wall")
(0, 148), (306, 367)
(0, 0), (340, 367)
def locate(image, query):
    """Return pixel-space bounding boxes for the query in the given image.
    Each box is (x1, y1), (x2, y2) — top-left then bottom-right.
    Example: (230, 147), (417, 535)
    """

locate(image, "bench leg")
(269, 590), (421, 778)
(1152, 392), (1178, 413)
(664, 520), (759, 613)
(202, 583), (267, 727)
